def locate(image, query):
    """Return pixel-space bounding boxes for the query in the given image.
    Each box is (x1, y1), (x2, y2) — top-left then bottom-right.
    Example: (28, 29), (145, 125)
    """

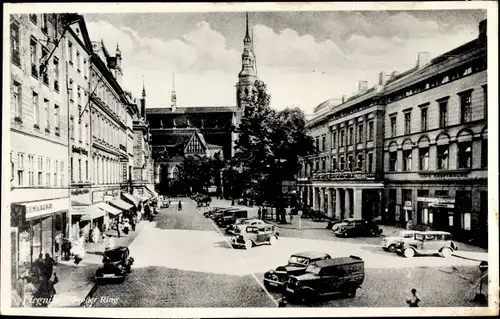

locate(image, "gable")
(184, 132), (207, 155)
(67, 15), (93, 53)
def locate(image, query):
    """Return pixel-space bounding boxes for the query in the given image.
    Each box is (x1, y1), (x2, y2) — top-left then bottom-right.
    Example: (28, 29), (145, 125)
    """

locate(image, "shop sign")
(404, 201), (412, 208)
(23, 198), (69, 220)
(93, 191), (104, 203)
(419, 171), (470, 178)
(104, 195), (113, 202)
(123, 163), (128, 182)
(417, 197), (455, 208)
(71, 205), (88, 215)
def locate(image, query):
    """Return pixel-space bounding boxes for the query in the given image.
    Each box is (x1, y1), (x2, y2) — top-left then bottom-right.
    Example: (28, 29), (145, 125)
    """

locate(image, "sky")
(83, 10), (486, 115)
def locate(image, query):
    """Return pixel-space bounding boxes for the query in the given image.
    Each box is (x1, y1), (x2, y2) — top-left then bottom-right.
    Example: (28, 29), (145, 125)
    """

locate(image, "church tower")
(236, 12), (257, 110)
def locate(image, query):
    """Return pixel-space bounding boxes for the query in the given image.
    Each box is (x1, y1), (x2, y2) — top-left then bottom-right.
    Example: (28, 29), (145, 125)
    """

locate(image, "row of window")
(70, 157), (89, 183)
(67, 40), (89, 78)
(92, 111), (126, 149)
(388, 140), (487, 171)
(11, 152), (64, 187)
(315, 119), (375, 152)
(310, 152), (375, 174)
(92, 157), (123, 185)
(389, 88), (486, 138)
(91, 69), (127, 125)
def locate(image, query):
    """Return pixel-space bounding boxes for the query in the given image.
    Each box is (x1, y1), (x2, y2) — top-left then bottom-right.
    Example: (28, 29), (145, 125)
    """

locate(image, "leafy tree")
(232, 80), (315, 221)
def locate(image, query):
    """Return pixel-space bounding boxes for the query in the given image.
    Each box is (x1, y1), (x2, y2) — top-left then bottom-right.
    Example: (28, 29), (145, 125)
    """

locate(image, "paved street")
(91, 198), (487, 307)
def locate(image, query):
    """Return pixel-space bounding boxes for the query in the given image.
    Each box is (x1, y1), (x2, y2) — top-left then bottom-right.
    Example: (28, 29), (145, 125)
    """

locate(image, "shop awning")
(71, 200), (89, 215)
(81, 204), (106, 222)
(145, 185), (159, 199)
(109, 198), (134, 212)
(97, 202), (122, 216)
(121, 192), (140, 206)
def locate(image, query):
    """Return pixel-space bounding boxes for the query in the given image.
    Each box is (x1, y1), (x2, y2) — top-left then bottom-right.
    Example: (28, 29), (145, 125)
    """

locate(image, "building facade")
(9, 13), (72, 286)
(298, 79), (386, 221)
(131, 86), (157, 199)
(299, 19), (487, 243)
(383, 20), (487, 244)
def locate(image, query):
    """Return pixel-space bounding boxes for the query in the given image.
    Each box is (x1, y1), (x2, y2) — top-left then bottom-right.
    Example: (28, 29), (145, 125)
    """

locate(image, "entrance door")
(432, 208), (450, 231)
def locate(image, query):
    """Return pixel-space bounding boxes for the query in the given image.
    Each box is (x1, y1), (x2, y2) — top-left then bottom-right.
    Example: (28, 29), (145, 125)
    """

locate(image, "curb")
(80, 283), (98, 307)
(452, 253), (487, 263)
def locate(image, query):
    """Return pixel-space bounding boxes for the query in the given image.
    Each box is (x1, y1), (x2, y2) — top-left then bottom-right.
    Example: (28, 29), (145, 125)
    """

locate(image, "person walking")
(116, 220), (121, 238)
(104, 234), (116, 251)
(42, 253), (55, 283)
(406, 288), (421, 307)
(178, 200), (183, 211)
(91, 224), (101, 252)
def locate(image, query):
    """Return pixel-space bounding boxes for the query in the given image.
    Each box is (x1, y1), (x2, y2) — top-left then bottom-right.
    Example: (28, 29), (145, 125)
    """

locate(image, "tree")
(231, 80), (315, 221)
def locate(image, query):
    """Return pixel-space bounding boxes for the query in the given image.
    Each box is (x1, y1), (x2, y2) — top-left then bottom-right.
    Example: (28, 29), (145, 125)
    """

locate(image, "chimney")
(378, 72), (389, 85)
(479, 19), (487, 40)
(358, 80), (368, 92)
(417, 52), (431, 69)
(342, 95), (346, 103)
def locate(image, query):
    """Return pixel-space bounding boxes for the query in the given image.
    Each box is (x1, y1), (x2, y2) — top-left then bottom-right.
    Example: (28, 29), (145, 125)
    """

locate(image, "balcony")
(312, 170), (376, 181)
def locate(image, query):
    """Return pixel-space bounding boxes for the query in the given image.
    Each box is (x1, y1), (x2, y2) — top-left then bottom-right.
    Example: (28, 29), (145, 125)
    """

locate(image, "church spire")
(171, 73), (177, 111)
(142, 75), (146, 98)
(245, 12), (250, 39)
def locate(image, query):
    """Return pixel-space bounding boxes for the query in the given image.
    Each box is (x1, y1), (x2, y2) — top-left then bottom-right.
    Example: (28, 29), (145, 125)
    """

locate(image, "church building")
(146, 13), (258, 195)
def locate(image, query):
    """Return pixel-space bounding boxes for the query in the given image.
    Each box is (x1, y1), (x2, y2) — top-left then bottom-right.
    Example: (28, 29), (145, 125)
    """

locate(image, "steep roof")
(146, 106), (238, 114)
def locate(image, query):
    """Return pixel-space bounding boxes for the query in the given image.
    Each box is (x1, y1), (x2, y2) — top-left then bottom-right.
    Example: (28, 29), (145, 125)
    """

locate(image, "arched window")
(172, 166), (179, 180)
(458, 143), (472, 169)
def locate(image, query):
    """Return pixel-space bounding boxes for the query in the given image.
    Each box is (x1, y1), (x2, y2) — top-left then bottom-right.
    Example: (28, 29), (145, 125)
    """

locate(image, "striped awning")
(145, 185), (159, 199)
(109, 198), (134, 212)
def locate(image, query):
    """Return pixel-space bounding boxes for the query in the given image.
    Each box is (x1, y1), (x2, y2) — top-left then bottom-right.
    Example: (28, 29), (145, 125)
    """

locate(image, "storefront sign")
(123, 163), (128, 182)
(20, 198), (69, 220)
(104, 195), (113, 202)
(404, 201), (412, 208)
(417, 197), (455, 208)
(93, 191), (104, 203)
(71, 205), (88, 215)
(419, 171), (470, 178)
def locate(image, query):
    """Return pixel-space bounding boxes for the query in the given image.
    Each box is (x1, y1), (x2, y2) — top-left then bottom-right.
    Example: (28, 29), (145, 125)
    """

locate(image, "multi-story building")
(9, 13), (71, 286)
(132, 85), (157, 199)
(299, 19), (487, 244)
(298, 78), (387, 221)
(383, 20), (487, 244)
(64, 16), (94, 240)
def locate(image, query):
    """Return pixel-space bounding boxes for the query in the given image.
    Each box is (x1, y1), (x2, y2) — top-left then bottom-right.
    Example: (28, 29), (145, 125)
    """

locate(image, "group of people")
(18, 253), (59, 307)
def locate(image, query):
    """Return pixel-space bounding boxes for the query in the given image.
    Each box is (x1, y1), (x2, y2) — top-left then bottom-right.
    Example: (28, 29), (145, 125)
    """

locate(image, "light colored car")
(395, 231), (458, 258)
(225, 218), (265, 235)
(381, 230), (419, 253)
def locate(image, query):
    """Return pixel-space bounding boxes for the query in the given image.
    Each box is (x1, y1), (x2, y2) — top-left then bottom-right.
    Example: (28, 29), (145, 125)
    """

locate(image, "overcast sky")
(83, 10), (486, 115)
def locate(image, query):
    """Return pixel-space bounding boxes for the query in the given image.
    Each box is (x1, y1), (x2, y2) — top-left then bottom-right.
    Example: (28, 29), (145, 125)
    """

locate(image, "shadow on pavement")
(359, 245), (398, 257)
(212, 240), (232, 249)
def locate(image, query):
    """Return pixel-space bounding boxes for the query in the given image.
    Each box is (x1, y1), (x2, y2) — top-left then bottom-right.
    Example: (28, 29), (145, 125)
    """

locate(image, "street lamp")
(474, 261), (488, 304)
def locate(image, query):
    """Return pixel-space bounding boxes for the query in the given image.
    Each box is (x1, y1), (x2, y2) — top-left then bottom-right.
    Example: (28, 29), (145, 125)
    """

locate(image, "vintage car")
(396, 231), (458, 258)
(231, 224), (279, 249)
(284, 256), (365, 303)
(203, 207), (226, 218)
(95, 246), (134, 285)
(206, 207), (236, 219)
(215, 209), (248, 227)
(263, 251), (332, 290)
(225, 218), (265, 235)
(333, 218), (382, 237)
(381, 230), (419, 252)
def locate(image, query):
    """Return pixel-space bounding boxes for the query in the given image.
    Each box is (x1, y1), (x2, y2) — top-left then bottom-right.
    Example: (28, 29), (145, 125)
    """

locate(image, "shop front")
(109, 198), (134, 221)
(10, 197), (70, 281)
(417, 197), (455, 231)
(145, 185), (159, 200)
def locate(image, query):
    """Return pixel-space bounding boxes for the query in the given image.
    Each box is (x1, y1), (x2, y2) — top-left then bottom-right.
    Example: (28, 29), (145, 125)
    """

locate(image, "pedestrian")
(258, 206), (262, 220)
(131, 216), (136, 231)
(178, 200), (183, 211)
(105, 234), (116, 251)
(123, 219), (130, 235)
(116, 220), (121, 238)
(406, 288), (421, 307)
(43, 253), (55, 283)
(91, 224), (101, 252)
(406, 219), (412, 230)
(31, 254), (44, 282)
(61, 236), (71, 261)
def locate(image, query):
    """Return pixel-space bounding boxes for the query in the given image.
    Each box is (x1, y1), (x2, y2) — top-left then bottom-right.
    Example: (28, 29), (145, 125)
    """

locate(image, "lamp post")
(474, 261), (488, 304)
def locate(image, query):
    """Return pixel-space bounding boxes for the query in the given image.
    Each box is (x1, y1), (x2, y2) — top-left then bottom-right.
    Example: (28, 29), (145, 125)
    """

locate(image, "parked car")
(231, 224), (279, 249)
(95, 246), (134, 285)
(215, 209), (248, 227)
(226, 218), (265, 235)
(381, 230), (419, 252)
(203, 207), (226, 218)
(284, 256), (365, 303)
(396, 231), (458, 258)
(207, 207), (237, 219)
(263, 251), (332, 290)
(333, 218), (382, 237)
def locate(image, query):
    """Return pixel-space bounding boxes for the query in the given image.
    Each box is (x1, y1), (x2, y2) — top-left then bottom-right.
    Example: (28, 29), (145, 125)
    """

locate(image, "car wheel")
(343, 232), (348, 238)
(403, 248), (415, 258)
(245, 240), (253, 249)
(345, 287), (357, 298)
(388, 244), (396, 253)
(269, 236), (277, 246)
(440, 247), (452, 258)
